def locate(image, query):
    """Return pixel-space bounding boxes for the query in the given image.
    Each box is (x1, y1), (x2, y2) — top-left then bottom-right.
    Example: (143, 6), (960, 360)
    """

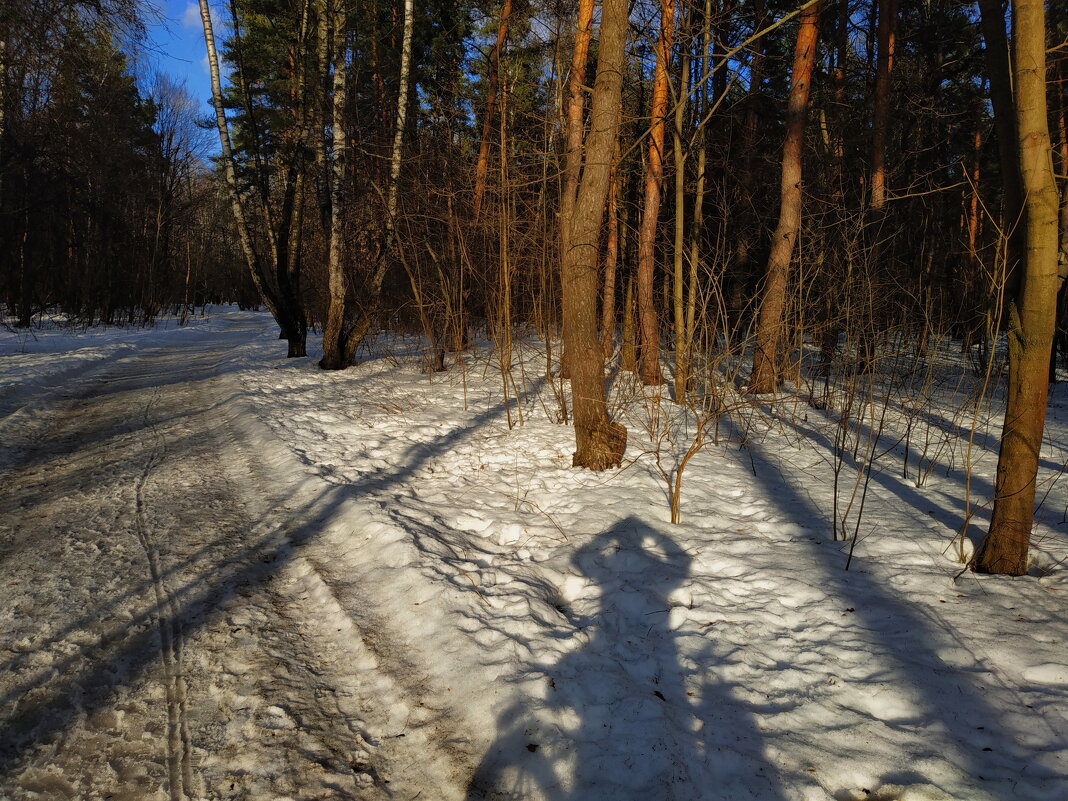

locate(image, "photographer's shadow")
(466, 516), (785, 801)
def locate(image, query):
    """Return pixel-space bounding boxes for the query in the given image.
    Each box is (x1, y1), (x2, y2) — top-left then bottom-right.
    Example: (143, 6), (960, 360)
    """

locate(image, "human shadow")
(465, 517), (786, 801)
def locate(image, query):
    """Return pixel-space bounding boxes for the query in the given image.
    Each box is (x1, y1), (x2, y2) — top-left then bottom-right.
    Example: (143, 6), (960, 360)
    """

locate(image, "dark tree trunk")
(561, 0), (629, 471)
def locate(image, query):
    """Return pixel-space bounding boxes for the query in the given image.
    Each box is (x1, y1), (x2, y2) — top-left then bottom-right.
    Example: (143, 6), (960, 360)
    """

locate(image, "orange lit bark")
(472, 0), (513, 221)
(635, 0), (675, 386)
(974, 0), (1060, 575)
(748, 1), (821, 394)
(870, 0), (896, 211)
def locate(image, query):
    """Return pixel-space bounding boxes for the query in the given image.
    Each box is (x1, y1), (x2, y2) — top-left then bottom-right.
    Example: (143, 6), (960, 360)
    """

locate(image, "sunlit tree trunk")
(197, 0), (283, 332)
(558, 0), (594, 379)
(974, 0), (1059, 575)
(559, 0), (594, 267)
(1055, 57), (1068, 271)
(471, 0), (512, 222)
(562, 0), (628, 470)
(869, 0), (896, 211)
(601, 148), (620, 357)
(748, 0), (821, 394)
(671, 1), (695, 401)
(635, 0), (674, 386)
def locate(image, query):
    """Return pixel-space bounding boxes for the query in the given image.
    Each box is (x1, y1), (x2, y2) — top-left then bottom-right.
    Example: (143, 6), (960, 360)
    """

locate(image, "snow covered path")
(0, 314), (474, 800)
(3, 310), (1068, 801)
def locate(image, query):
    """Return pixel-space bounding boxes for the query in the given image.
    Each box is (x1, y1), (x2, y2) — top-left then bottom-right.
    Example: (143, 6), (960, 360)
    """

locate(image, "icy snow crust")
(1, 308), (1067, 800)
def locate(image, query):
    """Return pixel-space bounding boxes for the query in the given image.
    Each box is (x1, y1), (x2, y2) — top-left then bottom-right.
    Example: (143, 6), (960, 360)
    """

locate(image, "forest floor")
(1, 307), (1067, 801)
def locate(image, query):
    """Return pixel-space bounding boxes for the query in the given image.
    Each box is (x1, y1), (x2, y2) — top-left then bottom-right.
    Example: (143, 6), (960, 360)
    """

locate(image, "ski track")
(3, 311), (1068, 801)
(0, 313), (476, 800)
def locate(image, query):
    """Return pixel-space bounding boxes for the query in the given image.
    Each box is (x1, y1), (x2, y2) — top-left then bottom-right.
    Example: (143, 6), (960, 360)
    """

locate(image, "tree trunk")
(343, 0), (414, 360)
(974, 0), (1059, 576)
(622, 272), (637, 372)
(977, 0), (1025, 299)
(197, 0), (282, 327)
(748, 0), (821, 395)
(471, 0), (512, 222)
(558, 0), (595, 378)
(561, 0), (629, 471)
(600, 149), (620, 357)
(559, 0), (595, 267)
(869, 0), (896, 211)
(671, 3), (691, 401)
(1055, 57), (1068, 274)
(635, 0), (674, 387)
(686, 0), (712, 359)
(319, 0), (350, 370)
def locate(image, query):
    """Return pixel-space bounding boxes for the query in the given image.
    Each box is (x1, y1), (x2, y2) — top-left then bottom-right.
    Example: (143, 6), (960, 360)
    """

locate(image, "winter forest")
(2, 0), (1068, 797)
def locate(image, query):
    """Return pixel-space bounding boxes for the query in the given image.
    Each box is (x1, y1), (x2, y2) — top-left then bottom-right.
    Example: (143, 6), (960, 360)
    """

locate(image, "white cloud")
(181, 1), (201, 29)
(183, 1), (224, 33)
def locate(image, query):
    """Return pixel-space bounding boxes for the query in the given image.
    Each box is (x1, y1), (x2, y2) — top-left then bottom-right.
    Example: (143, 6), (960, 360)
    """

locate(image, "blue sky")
(143, 0), (217, 109)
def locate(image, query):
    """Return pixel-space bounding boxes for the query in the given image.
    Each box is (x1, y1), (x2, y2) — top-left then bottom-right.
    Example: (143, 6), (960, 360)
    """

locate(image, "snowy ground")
(2, 308), (1067, 801)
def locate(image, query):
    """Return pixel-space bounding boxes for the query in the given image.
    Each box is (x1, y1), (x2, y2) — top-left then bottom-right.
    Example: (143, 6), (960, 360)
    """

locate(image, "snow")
(2, 307), (1067, 800)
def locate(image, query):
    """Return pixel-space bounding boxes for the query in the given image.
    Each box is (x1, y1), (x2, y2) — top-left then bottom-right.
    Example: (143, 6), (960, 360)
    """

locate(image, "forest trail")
(0, 313), (472, 801)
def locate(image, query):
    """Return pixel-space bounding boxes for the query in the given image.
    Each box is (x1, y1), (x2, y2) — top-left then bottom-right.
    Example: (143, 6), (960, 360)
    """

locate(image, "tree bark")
(869, 0), (896, 211)
(600, 149), (620, 357)
(635, 0), (674, 387)
(559, 0), (595, 267)
(671, 3), (692, 401)
(561, 0), (629, 471)
(977, 0), (1025, 299)
(471, 0), (512, 222)
(197, 0), (281, 328)
(557, 0), (595, 379)
(318, 0), (350, 369)
(748, 0), (821, 395)
(974, 0), (1059, 575)
(342, 0), (414, 361)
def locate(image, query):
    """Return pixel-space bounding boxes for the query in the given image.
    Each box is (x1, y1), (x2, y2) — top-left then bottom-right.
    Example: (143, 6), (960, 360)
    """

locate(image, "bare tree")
(973, 0), (1060, 575)
(748, 0), (821, 394)
(472, 0), (513, 222)
(635, 0), (674, 387)
(561, 0), (629, 470)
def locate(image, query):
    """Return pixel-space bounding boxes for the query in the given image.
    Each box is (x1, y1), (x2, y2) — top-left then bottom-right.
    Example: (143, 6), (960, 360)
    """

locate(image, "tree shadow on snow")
(718, 415), (1058, 800)
(466, 516), (786, 801)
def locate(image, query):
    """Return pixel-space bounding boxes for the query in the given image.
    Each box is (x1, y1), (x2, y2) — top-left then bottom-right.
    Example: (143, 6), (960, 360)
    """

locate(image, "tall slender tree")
(635, 0), (675, 386)
(748, 0), (821, 394)
(973, 0), (1060, 575)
